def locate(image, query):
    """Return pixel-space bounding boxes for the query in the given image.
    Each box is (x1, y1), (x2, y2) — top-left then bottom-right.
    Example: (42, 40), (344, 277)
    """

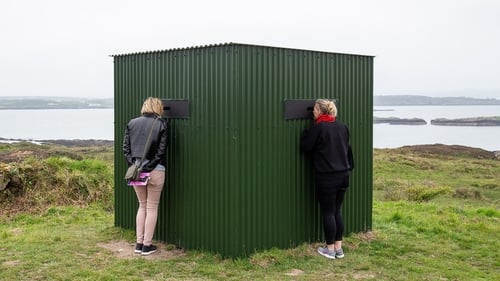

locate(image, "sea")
(0, 106), (499, 151)
(0, 109), (114, 141)
(373, 105), (500, 151)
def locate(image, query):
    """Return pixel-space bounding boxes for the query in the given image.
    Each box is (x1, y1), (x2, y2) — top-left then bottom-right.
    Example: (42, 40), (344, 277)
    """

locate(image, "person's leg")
(316, 172), (349, 259)
(316, 187), (339, 259)
(333, 188), (347, 251)
(142, 170), (165, 246)
(133, 185), (148, 245)
(317, 188), (337, 250)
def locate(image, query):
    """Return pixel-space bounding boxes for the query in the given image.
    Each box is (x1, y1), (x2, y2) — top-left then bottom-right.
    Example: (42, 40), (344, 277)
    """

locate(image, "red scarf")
(315, 114), (335, 124)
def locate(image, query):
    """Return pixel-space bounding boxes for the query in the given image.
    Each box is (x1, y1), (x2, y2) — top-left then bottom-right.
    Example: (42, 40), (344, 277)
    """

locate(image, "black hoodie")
(300, 120), (354, 174)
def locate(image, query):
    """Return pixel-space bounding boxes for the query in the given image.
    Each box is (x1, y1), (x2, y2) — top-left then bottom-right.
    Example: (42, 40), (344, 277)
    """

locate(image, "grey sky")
(1, 0), (499, 98)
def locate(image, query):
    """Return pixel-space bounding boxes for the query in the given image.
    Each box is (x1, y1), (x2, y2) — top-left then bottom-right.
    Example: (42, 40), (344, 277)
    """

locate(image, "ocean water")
(373, 105), (500, 151)
(0, 106), (499, 151)
(0, 109), (114, 140)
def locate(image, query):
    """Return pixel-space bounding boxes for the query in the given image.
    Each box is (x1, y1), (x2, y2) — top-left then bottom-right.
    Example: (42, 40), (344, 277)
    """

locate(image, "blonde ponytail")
(315, 99), (337, 117)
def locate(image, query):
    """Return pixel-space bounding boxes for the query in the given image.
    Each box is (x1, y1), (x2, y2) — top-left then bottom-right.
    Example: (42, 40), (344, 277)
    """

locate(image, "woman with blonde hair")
(300, 99), (354, 259)
(123, 97), (168, 255)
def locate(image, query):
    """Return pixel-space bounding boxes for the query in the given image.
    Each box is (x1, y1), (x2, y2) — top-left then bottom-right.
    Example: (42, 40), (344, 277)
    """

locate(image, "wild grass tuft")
(0, 145), (113, 217)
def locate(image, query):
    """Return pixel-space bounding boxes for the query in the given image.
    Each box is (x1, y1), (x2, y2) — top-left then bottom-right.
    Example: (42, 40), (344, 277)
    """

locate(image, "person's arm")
(143, 119), (168, 171)
(123, 124), (133, 166)
(346, 126), (354, 170)
(300, 125), (320, 152)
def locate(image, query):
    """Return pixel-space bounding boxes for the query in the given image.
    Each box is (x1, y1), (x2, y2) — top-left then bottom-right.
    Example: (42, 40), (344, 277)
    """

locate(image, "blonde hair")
(141, 97), (164, 116)
(315, 99), (337, 117)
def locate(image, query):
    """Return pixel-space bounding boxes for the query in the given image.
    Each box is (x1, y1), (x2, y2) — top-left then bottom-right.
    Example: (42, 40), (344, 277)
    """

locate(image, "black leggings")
(316, 172), (349, 244)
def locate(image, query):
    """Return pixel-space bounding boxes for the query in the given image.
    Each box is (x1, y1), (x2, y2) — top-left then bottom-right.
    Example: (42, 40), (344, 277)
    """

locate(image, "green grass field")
(1, 143), (499, 280)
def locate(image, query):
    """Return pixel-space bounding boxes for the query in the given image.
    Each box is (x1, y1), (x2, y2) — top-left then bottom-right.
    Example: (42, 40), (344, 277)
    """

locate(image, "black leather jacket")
(123, 114), (168, 172)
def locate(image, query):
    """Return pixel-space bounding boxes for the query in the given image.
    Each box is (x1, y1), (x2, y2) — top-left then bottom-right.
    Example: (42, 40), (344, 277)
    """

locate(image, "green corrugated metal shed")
(113, 43), (373, 257)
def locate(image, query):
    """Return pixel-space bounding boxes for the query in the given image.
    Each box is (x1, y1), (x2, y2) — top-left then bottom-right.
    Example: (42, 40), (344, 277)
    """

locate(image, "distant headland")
(0, 96), (113, 109)
(2, 95), (499, 109)
(374, 95), (500, 106)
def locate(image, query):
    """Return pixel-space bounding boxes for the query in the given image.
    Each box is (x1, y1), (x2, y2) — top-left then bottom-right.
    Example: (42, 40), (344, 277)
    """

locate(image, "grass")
(373, 146), (500, 205)
(1, 143), (499, 280)
(1, 202), (498, 280)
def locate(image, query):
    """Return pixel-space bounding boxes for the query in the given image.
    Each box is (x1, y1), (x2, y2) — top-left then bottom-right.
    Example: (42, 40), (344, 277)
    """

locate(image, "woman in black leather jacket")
(123, 97), (168, 256)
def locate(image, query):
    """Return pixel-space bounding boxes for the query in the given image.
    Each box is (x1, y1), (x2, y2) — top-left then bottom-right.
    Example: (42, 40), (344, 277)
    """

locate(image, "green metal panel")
(113, 43), (373, 257)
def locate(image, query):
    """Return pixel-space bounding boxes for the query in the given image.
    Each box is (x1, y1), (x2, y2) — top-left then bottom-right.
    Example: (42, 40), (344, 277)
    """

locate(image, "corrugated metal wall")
(113, 43), (373, 257)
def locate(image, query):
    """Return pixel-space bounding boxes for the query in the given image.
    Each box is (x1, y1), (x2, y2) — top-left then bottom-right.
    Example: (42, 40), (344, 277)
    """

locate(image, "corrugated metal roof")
(111, 42), (375, 58)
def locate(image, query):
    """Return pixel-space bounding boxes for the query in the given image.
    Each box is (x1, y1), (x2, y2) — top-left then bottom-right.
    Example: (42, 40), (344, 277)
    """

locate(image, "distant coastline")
(374, 95), (500, 106)
(1, 95), (499, 109)
(374, 116), (500, 126)
(0, 96), (113, 109)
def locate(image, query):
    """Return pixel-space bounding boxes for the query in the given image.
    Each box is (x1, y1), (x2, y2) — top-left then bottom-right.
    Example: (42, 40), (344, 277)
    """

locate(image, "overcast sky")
(1, 0), (499, 99)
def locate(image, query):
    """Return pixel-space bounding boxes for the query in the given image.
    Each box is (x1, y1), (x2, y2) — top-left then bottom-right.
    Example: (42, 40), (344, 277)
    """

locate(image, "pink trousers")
(133, 169), (165, 246)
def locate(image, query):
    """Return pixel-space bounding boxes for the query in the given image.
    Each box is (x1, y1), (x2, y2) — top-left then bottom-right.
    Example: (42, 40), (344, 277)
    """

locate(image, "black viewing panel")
(284, 100), (315, 120)
(161, 99), (190, 119)
(284, 99), (337, 120)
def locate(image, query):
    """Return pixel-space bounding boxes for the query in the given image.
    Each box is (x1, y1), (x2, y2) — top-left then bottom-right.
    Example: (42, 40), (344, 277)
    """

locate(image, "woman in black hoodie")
(300, 99), (354, 260)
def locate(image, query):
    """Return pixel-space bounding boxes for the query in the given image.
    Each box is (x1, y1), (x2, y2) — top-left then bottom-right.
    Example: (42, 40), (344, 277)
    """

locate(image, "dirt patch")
(98, 240), (185, 260)
(354, 231), (376, 242)
(353, 272), (377, 279)
(2, 260), (22, 268)
(284, 268), (304, 277)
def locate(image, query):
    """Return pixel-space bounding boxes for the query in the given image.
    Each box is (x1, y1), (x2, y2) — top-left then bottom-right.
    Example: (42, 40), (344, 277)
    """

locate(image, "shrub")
(406, 185), (452, 202)
(1, 156), (113, 217)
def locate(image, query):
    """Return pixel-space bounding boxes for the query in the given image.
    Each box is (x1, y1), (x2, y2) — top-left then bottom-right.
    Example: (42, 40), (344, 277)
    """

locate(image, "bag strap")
(137, 117), (158, 166)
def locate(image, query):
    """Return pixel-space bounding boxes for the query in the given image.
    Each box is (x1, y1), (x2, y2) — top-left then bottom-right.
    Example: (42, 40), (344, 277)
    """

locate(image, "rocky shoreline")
(374, 116), (427, 125)
(431, 117), (500, 126)
(374, 116), (500, 126)
(0, 138), (113, 147)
